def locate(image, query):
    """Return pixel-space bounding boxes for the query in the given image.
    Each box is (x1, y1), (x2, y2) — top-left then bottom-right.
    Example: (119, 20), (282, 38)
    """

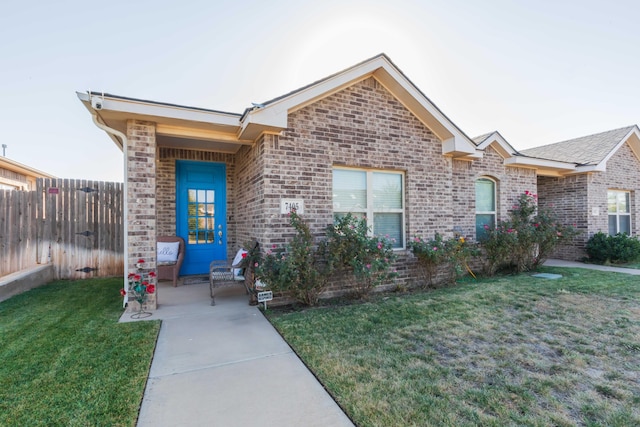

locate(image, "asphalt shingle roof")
(520, 126), (635, 165)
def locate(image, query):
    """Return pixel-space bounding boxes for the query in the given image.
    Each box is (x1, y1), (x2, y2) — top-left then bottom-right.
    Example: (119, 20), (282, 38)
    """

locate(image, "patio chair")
(209, 240), (259, 305)
(157, 236), (185, 287)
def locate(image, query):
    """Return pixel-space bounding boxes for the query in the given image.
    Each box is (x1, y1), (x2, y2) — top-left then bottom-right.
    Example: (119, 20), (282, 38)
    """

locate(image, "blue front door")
(176, 161), (227, 275)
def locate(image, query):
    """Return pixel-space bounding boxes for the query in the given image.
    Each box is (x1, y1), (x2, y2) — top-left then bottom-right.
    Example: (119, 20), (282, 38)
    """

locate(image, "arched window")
(475, 178), (496, 240)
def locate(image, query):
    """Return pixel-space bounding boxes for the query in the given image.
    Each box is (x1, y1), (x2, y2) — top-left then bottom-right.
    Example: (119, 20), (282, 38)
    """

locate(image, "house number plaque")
(280, 199), (304, 214)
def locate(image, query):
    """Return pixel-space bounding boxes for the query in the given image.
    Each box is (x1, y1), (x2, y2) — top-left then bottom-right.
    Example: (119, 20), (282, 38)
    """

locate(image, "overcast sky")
(1, 0), (639, 182)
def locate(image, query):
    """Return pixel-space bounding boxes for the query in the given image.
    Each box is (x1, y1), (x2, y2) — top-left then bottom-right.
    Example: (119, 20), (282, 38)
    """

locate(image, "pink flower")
(483, 225), (489, 230)
(366, 264), (371, 269)
(254, 262), (259, 267)
(534, 223), (539, 227)
(377, 242), (382, 249)
(507, 228), (514, 233)
(525, 190), (530, 195)
(414, 237), (421, 242)
(433, 247), (438, 251)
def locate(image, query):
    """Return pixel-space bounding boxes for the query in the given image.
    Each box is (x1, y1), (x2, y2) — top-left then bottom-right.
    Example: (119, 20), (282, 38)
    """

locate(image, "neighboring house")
(0, 156), (56, 191)
(521, 126), (640, 260)
(76, 54), (633, 310)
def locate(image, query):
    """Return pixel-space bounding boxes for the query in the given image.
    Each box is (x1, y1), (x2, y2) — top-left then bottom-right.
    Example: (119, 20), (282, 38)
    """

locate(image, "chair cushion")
(158, 261), (177, 267)
(158, 241), (180, 263)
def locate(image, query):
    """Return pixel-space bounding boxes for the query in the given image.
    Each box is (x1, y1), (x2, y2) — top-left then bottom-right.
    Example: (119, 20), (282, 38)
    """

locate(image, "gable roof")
(240, 53), (479, 158)
(520, 125), (640, 171)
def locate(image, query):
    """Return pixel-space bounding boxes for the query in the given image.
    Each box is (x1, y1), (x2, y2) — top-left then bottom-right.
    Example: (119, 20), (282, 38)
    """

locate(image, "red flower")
(128, 273), (135, 279)
(148, 271), (157, 278)
(134, 274), (141, 281)
(146, 285), (156, 294)
(119, 288), (127, 297)
(241, 253), (247, 258)
(137, 258), (145, 264)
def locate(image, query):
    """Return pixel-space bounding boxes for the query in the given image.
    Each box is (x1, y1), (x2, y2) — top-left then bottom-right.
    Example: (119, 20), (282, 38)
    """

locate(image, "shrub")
(408, 233), (479, 286)
(585, 232), (610, 264)
(481, 191), (579, 275)
(586, 232), (640, 264)
(325, 214), (397, 298)
(255, 212), (397, 305)
(255, 211), (330, 306)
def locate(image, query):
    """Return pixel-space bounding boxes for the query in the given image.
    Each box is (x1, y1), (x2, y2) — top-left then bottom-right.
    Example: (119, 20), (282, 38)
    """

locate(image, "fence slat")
(0, 178), (124, 279)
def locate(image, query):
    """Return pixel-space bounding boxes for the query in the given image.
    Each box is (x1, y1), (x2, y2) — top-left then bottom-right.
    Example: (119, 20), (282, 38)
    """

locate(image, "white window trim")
(608, 190), (631, 235)
(475, 177), (497, 238)
(333, 167), (406, 249)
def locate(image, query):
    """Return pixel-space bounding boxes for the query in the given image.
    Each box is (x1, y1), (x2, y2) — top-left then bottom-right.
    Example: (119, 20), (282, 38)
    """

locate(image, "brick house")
(521, 126), (640, 260)
(76, 54), (628, 310)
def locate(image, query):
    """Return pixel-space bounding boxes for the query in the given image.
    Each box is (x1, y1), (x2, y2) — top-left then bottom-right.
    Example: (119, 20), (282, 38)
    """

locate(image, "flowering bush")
(408, 233), (479, 286)
(255, 211), (330, 306)
(255, 212), (397, 305)
(125, 258), (156, 312)
(481, 191), (579, 275)
(325, 213), (397, 298)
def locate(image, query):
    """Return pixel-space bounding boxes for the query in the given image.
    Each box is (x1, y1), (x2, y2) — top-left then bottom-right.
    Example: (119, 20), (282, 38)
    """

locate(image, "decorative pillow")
(232, 248), (248, 279)
(157, 241), (180, 263)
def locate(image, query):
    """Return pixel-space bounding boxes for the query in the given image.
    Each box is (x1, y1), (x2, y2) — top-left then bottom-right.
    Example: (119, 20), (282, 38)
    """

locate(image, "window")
(608, 190), (631, 235)
(475, 178), (496, 240)
(332, 168), (404, 248)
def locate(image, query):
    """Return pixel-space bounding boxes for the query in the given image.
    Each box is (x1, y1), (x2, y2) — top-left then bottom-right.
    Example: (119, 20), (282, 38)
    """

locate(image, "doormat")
(182, 276), (209, 285)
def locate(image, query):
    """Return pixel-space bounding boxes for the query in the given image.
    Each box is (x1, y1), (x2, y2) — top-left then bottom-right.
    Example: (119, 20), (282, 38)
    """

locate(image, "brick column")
(126, 120), (157, 311)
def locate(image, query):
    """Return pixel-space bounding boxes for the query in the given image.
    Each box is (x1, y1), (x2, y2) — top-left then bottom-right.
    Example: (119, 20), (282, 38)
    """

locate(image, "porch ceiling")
(156, 135), (248, 154)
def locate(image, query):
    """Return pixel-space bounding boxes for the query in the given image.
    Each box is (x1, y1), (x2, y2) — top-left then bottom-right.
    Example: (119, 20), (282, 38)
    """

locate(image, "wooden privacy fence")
(0, 179), (123, 279)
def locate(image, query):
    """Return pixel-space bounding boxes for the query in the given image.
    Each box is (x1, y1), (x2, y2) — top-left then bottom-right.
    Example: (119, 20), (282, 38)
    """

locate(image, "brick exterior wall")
(537, 142), (640, 260)
(126, 120), (157, 311)
(250, 77), (537, 292)
(537, 174), (589, 260)
(452, 146), (537, 240)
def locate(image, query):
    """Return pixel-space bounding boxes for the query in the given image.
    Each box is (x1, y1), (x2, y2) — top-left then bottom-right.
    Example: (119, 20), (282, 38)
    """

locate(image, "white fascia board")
(476, 132), (517, 156)
(504, 156), (576, 172)
(76, 92), (241, 128)
(597, 126), (640, 170)
(372, 66), (477, 156)
(239, 58), (387, 138)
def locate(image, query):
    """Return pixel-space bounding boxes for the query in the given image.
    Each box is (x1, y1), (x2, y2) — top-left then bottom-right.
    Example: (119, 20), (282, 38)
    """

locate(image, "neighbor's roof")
(520, 125), (637, 165)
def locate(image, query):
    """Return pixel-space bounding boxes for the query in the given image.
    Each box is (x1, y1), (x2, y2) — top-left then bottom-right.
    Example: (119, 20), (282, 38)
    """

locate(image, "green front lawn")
(0, 278), (159, 426)
(268, 268), (640, 426)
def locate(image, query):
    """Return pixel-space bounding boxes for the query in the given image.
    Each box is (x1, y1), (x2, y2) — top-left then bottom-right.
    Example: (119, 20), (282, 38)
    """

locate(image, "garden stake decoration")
(127, 259), (156, 319)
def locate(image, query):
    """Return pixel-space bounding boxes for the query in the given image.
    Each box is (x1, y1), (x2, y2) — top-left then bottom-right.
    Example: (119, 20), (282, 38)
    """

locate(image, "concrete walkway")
(544, 258), (640, 275)
(120, 282), (353, 427)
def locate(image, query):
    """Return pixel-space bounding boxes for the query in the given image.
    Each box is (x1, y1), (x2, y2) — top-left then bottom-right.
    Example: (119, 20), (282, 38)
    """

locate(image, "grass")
(0, 278), (160, 426)
(267, 267), (640, 426)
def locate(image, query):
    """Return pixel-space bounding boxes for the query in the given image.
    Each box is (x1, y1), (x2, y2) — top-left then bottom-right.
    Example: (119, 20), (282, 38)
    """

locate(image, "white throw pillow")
(232, 248), (248, 279)
(157, 241), (180, 263)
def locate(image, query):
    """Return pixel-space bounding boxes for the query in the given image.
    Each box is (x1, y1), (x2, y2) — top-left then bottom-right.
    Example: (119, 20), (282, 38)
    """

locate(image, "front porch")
(119, 277), (251, 322)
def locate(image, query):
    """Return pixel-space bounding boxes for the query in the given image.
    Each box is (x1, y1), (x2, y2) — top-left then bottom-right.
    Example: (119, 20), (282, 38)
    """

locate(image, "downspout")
(90, 111), (129, 308)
